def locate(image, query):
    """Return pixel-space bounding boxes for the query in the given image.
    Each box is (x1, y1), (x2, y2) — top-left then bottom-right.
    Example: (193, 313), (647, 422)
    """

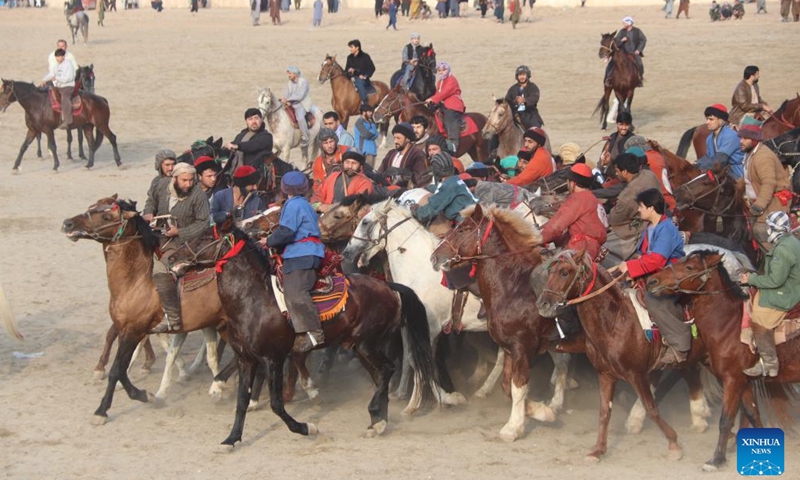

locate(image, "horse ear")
(471, 203), (484, 220)
(213, 137), (223, 149)
(205, 136), (213, 144)
(111, 193), (118, 200)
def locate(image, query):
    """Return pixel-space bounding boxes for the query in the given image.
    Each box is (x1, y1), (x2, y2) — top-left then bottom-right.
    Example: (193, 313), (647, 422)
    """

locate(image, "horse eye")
(102, 213), (114, 221)
(560, 269), (570, 277)
(686, 265), (694, 271)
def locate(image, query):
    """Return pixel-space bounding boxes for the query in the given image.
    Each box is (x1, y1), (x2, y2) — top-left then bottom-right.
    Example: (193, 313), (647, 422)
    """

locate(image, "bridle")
(648, 255), (723, 296)
(674, 170), (739, 217)
(374, 92), (426, 124)
(540, 251), (598, 308)
(767, 134), (800, 159)
(319, 59), (346, 83)
(171, 227), (237, 268)
(351, 208), (417, 253)
(599, 37), (618, 59)
(241, 205), (281, 238)
(258, 91), (285, 117)
(434, 214), (498, 270)
(79, 202), (131, 242)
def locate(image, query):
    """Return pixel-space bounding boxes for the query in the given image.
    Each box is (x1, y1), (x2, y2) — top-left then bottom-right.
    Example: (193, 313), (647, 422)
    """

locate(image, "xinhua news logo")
(738, 428), (784, 476)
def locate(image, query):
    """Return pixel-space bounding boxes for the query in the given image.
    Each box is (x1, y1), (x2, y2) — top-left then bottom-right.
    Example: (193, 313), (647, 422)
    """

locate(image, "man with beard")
(317, 151), (375, 212)
(411, 115), (430, 149)
(194, 156), (223, 202)
(377, 122), (428, 187)
(149, 163), (211, 333)
(257, 150), (296, 205)
(211, 165), (266, 225)
(226, 108), (274, 169)
(505, 127), (554, 187)
(504, 65), (544, 130)
(607, 16), (646, 87)
(311, 128), (350, 200)
(696, 104), (745, 179)
(729, 66), (773, 127)
(739, 125), (792, 251)
(143, 149), (177, 222)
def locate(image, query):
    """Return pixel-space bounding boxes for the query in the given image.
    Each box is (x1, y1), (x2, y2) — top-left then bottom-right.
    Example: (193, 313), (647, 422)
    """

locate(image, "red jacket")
(540, 190), (608, 259)
(645, 150), (676, 211)
(318, 171), (374, 205)
(507, 147), (554, 187)
(428, 76), (466, 113)
(312, 145), (349, 200)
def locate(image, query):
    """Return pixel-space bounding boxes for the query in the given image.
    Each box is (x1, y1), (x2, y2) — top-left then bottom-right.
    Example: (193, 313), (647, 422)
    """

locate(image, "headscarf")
(287, 65), (301, 76)
(766, 211), (791, 244)
(622, 16), (634, 25)
(410, 32), (420, 39)
(436, 61), (451, 81)
(171, 162), (196, 178)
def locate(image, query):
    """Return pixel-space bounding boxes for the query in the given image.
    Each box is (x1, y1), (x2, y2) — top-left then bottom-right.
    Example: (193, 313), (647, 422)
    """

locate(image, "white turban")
(171, 162), (196, 178)
(622, 16), (634, 25)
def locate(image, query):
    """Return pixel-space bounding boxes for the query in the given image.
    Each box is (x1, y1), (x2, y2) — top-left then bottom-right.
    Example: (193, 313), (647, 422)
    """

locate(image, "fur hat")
(523, 127), (546, 146)
(342, 150), (366, 166)
(171, 162), (196, 178)
(233, 165), (260, 188)
(194, 156), (221, 174)
(281, 171), (310, 196)
(318, 127), (338, 142)
(704, 104), (729, 122)
(392, 122), (416, 141)
(616, 111), (633, 125)
(154, 149), (177, 171)
(738, 124), (763, 141)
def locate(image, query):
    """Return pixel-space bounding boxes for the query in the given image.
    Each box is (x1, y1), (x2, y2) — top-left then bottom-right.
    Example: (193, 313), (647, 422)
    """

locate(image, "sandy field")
(1, 4), (800, 480)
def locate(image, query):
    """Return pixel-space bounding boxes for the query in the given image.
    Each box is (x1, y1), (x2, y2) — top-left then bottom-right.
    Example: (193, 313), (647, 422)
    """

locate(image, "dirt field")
(1, 5), (799, 479)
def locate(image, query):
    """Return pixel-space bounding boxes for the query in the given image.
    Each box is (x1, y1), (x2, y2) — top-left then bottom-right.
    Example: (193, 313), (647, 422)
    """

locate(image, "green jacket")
(415, 176), (477, 222)
(750, 234), (800, 311)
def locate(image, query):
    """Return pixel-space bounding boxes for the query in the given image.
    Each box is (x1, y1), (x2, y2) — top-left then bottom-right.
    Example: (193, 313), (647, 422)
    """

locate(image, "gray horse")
(64, 2), (89, 45)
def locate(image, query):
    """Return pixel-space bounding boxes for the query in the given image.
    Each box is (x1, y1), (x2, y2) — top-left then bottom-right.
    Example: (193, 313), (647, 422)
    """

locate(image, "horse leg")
(96, 124), (122, 167)
(246, 361), (268, 411)
(201, 326), (220, 378)
(546, 352), (571, 413)
(474, 348), (504, 398)
(294, 352), (321, 404)
(36, 133), (44, 159)
(78, 128), (86, 160)
(599, 87), (612, 130)
(94, 323), (118, 380)
(93, 334), (151, 424)
(393, 326), (413, 401)
(12, 130), (38, 173)
(586, 372), (617, 461)
(221, 357), (258, 447)
(66, 128), (74, 160)
(739, 384), (763, 428)
(267, 357), (316, 436)
(187, 339), (206, 375)
(354, 341), (395, 436)
(154, 332), (187, 401)
(142, 336), (156, 372)
(83, 124), (97, 169)
(316, 345), (337, 384)
(209, 356), (238, 399)
(702, 376), (746, 471)
(498, 350), (532, 442)
(680, 366), (711, 433)
(284, 355), (300, 404)
(45, 130), (61, 172)
(629, 374), (682, 461)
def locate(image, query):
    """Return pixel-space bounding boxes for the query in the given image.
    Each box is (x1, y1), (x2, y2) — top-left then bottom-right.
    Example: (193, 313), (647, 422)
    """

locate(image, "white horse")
(64, 2), (89, 45)
(256, 87), (322, 171)
(0, 279), (23, 343)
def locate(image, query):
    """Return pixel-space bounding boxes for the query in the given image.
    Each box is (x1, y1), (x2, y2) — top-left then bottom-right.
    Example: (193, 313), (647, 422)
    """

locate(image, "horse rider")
(599, 152), (661, 266)
(599, 111), (634, 172)
(378, 122), (429, 188)
(39, 48), (76, 130)
(401, 33), (424, 89)
(149, 163), (211, 333)
(267, 171), (326, 354)
(729, 65), (773, 127)
(311, 128), (350, 199)
(624, 136), (676, 212)
(47, 39), (78, 73)
(411, 115), (430, 148)
(409, 151), (477, 231)
(354, 104), (379, 167)
(194, 155), (223, 202)
(739, 211), (800, 377)
(226, 108), (274, 170)
(345, 39), (376, 107)
(281, 66), (313, 148)
(317, 151), (375, 213)
(143, 149), (177, 221)
(426, 134), (464, 176)
(605, 16), (646, 87)
(739, 125), (792, 251)
(425, 61), (466, 153)
(617, 188), (689, 366)
(696, 104), (745, 179)
(504, 65), (544, 130)
(498, 149), (531, 179)
(323, 111), (355, 148)
(505, 127), (554, 187)
(210, 165), (265, 225)
(257, 150), (296, 205)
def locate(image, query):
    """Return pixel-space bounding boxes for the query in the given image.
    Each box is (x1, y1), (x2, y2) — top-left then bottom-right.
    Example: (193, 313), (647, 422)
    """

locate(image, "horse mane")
(340, 190), (391, 207)
(688, 249), (748, 299)
(117, 199), (159, 251)
(461, 205), (543, 248)
(229, 227), (272, 278)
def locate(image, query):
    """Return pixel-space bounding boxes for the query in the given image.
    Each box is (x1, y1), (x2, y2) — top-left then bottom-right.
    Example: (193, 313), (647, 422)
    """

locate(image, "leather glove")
(749, 204), (764, 217)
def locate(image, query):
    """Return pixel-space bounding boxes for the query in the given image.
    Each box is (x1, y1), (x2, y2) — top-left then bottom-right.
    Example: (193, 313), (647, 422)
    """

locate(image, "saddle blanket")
(435, 114), (478, 139)
(272, 273), (349, 322)
(286, 106), (315, 129)
(179, 267), (216, 294)
(49, 89), (83, 116)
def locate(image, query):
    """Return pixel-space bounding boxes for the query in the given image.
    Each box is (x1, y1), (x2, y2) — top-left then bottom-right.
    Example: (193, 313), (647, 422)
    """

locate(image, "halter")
(374, 92), (426, 123)
(319, 58), (347, 83)
(648, 255), (718, 296)
(674, 171), (739, 217)
(434, 214), (498, 270)
(79, 202), (130, 242)
(258, 91), (285, 117)
(540, 251), (598, 308)
(351, 208), (417, 252)
(767, 134), (800, 158)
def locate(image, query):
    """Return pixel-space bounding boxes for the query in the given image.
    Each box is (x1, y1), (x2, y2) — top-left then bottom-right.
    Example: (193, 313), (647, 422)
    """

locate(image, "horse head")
(0, 79), (17, 112)
(430, 203), (487, 272)
(342, 199), (398, 267)
(78, 64), (95, 94)
(241, 205), (282, 239)
(534, 248), (591, 318)
(482, 95), (510, 139)
(62, 194), (148, 244)
(319, 194), (372, 242)
(256, 87), (273, 117)
(645, 250), (724, 296)
(373, 88), (401, 124)
(673, 167), (731, 210)
(318, 55), (338, 84)
(599, 32), (617, 60)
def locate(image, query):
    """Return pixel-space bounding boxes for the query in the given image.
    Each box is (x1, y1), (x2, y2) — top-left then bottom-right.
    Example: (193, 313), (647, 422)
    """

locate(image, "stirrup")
(150, 315), (181, 334)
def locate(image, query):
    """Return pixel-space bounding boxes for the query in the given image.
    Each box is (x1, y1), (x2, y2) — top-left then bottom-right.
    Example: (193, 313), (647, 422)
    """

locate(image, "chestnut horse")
(0, 80), (122, 173)
(167, 223), (436, 446)
(594, 32), (638, 130)
(61, 196), (223, 423)
(676, 95), (800, 160)
(646, 250), (800, 471)
(318, 55), (390, 128)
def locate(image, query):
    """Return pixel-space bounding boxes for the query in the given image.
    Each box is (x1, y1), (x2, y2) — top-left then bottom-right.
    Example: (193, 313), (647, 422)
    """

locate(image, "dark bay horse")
(595, 32), (638, 130)
(676, 95), (800, 160)
(0, 80), (121, 173)
(318, 55), (390, 128)
(36, 64), (96, 162)
(646, 250), (800, 471)
(389, 43), (437, 101)
(61, 196), (224, 423)
(536, 249), (692, 462)
(167, 223), (436, 447)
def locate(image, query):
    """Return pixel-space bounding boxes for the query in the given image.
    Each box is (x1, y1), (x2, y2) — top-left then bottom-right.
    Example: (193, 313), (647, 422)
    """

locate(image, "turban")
(431, 152), (455, 178)
(171, 162), (196, 178)
(557, 142), (582, 165)
(622, 16), (634, 25)
(287, 65), (301, 76)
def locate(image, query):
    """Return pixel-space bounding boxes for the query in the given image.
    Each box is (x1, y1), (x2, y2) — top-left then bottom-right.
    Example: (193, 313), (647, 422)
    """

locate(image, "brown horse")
(482, 97), (524, 159)
(646, 250), (800, 471)
(594, 32), (638, 131)
(167, 222), (436, 446)
(676, 95), (800, 160)
(0, 80), (121, 173)
(318, 55), (390, 128)
(61, 196), (224, 423)
(536, 249), (691, 462)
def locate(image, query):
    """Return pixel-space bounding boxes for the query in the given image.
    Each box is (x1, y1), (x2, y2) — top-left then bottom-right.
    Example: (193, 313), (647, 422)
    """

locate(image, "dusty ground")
(1, 5), (799, 479)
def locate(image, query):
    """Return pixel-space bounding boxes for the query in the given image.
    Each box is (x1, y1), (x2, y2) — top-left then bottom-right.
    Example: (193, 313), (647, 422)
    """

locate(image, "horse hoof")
(446, 392), (468, 406)
(11, 169), (19, 175)
(371, 420), (387, 436)
(498, 424), (520, 443)
(91, 415), (107, 426)
(667, 448), (683, 462)
(625, 423), (643, 435)
(401, 406), (418, 416)
(84, 165), (93, 170)
(148, 393), (160, 404)
(214, 443), (236, 454)
(306, 423), (318, 436)
(117, 164), (126, 171)
(308, 390), (323, 405)
(701, 463), (719, 473)
(52, 169), (59, 174)
(93, 369), (107, 381)
(247, 400), (260, 412)
(691, 422), (708, 434)
(584, 455), (601, 464)
(473, 390), (488, 399)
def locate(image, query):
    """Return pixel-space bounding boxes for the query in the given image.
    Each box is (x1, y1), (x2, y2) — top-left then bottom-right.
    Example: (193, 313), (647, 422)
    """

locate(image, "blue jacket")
(415, 175), (478, 222)
(697, 125), (744, 179)
(210, 188), (265, 225)
(267, 196), (324, 272)
(627, 216), (685, 278)
(354, 117), (379, 156)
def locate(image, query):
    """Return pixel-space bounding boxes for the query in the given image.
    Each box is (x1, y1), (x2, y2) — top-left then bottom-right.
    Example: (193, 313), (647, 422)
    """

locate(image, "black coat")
(232, 125), (274, 168)
(504, 81), (544, 129)
(615, 27), (646, 56)
(345, 51), (376, 79)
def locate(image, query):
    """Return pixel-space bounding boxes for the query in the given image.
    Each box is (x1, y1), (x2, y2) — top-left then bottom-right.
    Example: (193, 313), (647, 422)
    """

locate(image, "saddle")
(741, 291), (800, 348)
(48, 88), (83, 116)
(433, 111), (478, 139)
(179, 267), (216, 294)
(285, 105), (316, 130)
(628, 281), (694, 344)
(272, 248), (349, 322)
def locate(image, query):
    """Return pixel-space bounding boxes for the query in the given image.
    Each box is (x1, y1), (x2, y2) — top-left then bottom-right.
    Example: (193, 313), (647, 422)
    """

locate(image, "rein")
(81, 203), (130, 242)
(320, 60), (347, 83)
(351, 212), (416, 248)
(648, 257), (739, 296)
(675, 171), (742, 217)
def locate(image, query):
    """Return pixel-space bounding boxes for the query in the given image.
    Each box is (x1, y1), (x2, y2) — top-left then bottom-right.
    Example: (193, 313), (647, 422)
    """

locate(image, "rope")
(565, 265), (622, 306)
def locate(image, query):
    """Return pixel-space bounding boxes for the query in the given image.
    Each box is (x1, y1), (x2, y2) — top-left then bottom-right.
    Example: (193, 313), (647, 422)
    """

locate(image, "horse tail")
(0, 280), (24, 342)
(94, 129), (105, 150)
(677, 126), (698, 158)
(592, 95), (608, 122)
(752, 379), (800, 433)
(389, 282), (435, 406)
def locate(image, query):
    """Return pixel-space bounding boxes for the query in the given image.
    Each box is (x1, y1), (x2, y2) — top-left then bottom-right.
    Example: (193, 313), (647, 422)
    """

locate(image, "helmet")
(515, 65), (531, 78)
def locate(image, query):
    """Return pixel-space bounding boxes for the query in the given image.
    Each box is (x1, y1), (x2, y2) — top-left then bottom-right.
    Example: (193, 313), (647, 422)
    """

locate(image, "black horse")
(36, 64), (95, 162)
(390, 44), (437, 101)
(175, 136), (234, 188)
(762, 127), (800, 193)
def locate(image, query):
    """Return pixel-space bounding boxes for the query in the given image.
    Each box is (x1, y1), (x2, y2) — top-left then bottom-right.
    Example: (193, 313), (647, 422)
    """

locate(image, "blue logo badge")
(738, 427), (784, 476)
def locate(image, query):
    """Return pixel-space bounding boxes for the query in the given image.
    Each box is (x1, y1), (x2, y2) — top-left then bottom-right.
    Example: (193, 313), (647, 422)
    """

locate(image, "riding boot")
(151, 273), (182, 333)
(292, 329), (326, 354)
(656, 344), (687, 368)
(743, 324), (779, 377)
